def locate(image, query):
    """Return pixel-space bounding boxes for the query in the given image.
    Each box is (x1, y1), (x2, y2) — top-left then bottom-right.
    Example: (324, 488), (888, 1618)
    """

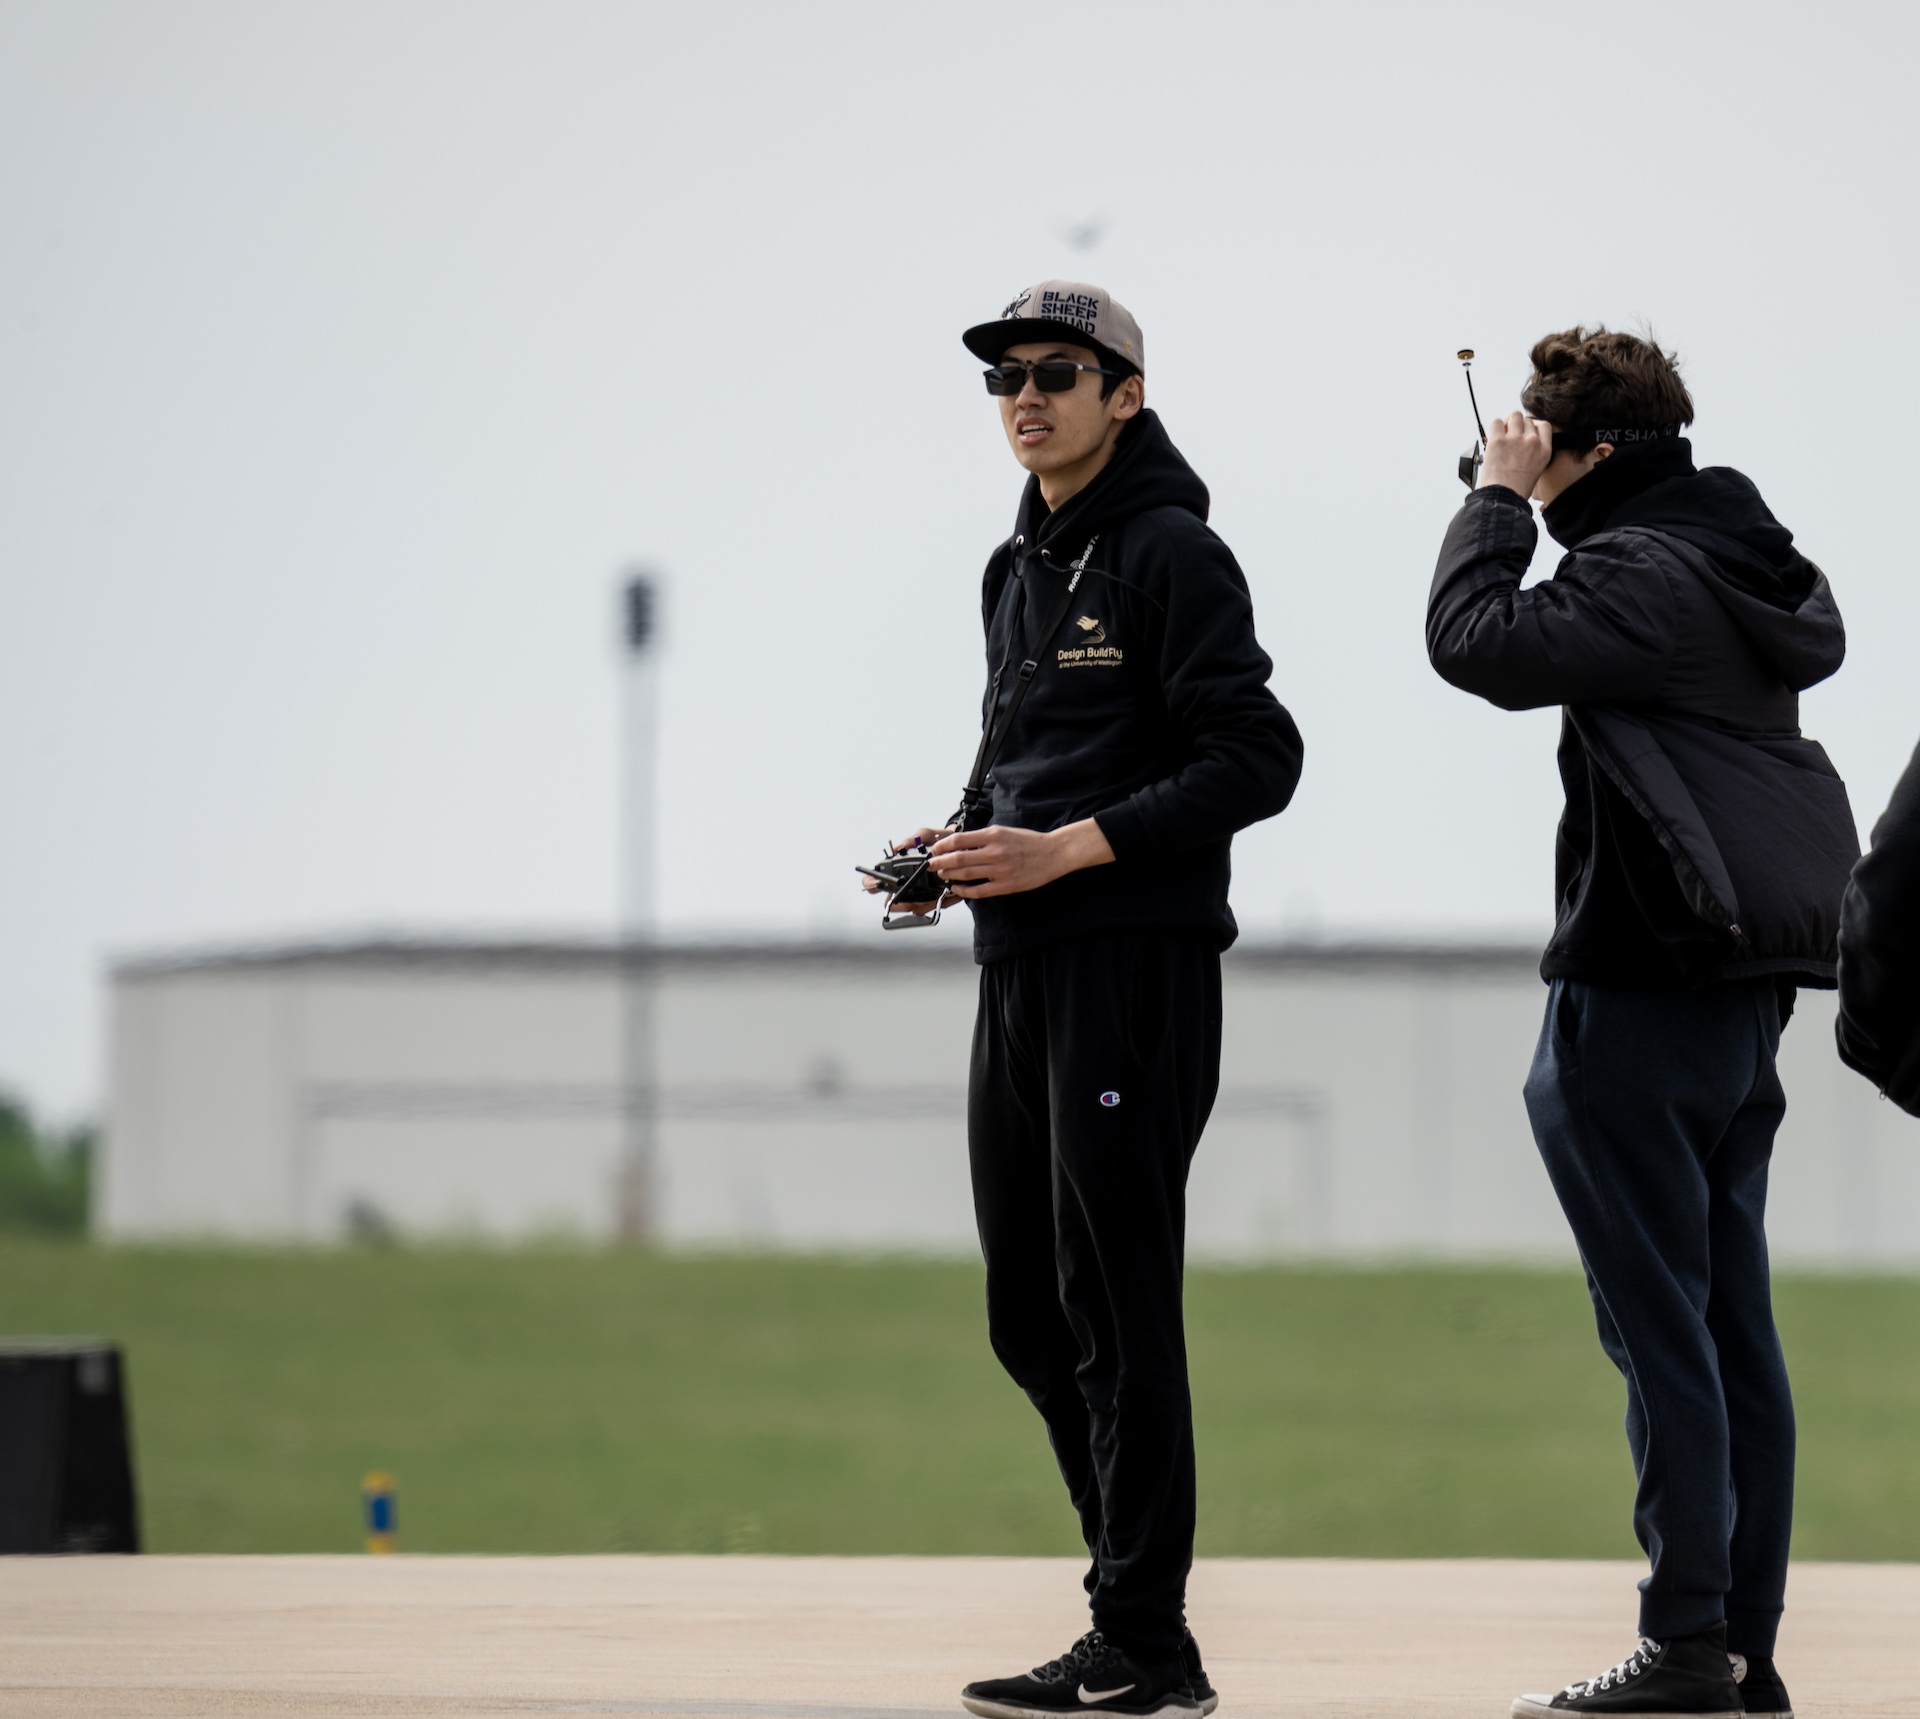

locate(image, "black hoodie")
(1427, 444), (1858, 988)
(967, 409), (1304, 964)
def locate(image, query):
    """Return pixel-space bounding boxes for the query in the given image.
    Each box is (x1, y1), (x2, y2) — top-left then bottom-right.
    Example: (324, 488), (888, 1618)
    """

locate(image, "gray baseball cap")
(962, 280), (1145, 373)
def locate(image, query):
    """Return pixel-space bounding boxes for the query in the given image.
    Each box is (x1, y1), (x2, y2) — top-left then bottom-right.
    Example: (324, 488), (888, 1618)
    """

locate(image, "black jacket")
(1836, 740), (1920, 1113)
(1427, 450), (1857, 988)
(967, 410), (1303, 964)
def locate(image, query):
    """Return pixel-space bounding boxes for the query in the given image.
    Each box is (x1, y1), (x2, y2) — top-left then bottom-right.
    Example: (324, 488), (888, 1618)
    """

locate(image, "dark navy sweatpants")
(1524, 978), (1795, 1656)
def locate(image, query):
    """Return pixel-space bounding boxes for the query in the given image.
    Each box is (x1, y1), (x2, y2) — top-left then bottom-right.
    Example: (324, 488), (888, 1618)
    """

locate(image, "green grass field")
(3, 1243), (1917, 1558)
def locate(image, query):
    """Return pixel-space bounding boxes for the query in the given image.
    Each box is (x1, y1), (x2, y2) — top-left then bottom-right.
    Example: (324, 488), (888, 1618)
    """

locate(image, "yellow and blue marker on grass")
(362, 1471), (396, 1554)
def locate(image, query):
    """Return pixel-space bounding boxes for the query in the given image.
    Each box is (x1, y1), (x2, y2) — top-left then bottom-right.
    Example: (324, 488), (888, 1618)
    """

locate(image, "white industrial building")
(100, 937), (1920, 1264)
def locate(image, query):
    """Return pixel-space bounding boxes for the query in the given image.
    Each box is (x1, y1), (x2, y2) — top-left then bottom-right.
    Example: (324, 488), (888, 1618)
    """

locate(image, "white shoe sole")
(1511, 1700), (1739, 1719)
(1197, 1698), (1219, 1717)
(962, 1697), (1202, 1719)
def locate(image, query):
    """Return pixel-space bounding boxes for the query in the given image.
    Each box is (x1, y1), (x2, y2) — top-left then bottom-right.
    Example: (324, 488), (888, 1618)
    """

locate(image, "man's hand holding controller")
(859, 818), (1117, 916)
(858, 827), (954, 917)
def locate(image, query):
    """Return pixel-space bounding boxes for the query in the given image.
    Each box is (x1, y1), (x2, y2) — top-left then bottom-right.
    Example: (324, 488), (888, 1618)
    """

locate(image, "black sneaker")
(1730, 1652), (1793, 1718)
(1180, 1631), (1218, 1718)
(961, 1630), (1201, 1719)
(1511, 1625), (1742, 1717)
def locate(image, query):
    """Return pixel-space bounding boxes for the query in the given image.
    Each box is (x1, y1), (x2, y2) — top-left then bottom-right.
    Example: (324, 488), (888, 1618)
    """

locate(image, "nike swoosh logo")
(1079, 1685), (1136, 1704)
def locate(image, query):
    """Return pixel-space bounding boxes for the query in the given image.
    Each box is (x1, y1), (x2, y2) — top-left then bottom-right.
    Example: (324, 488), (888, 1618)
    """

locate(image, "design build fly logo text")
(1060, 614), (1122, 668)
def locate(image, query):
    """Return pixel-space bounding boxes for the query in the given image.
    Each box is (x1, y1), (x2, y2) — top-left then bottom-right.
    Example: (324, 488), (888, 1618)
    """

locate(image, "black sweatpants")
(1524, 979), (1795, 1656)
(967, 930), (1222, 1665)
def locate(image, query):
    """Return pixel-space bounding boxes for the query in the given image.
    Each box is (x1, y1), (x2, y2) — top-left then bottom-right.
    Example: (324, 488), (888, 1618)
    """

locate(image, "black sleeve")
(1426, 485), (1679, 711)
(1094, 516), (1304, 860)
(1836, 737), (1920, 1115)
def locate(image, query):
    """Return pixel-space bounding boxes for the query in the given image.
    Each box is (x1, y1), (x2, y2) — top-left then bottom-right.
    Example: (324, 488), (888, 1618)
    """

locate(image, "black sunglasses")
(983, 359), (1120, 397)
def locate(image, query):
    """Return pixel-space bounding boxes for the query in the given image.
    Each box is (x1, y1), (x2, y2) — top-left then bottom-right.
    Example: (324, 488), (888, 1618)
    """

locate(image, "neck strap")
(961, 535), (1099, 809)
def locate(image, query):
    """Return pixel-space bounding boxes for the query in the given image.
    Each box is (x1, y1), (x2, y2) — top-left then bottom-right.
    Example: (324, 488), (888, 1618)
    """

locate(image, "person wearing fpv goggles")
(1428, 325), (1859, 1719)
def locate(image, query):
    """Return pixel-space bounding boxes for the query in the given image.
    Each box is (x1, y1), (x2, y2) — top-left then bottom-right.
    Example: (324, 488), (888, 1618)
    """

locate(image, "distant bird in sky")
(1057, 213), (1109, 253)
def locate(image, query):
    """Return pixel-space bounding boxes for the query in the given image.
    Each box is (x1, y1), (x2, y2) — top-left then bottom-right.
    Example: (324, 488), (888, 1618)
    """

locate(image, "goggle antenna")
(1457, 349), (1487, 443)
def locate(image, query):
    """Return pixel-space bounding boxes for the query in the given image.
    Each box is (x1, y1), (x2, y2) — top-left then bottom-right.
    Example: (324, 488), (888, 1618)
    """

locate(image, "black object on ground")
(0, 1339), (141, 1552)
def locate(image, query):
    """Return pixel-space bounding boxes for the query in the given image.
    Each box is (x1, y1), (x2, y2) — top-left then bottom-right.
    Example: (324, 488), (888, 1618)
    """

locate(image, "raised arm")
(1427, 486), (1678, 711)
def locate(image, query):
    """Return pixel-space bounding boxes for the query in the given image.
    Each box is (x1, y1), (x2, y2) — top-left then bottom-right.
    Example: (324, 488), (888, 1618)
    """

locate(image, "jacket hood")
(1611, 465), (1845, 693)
(1012, 409), (1210, 553)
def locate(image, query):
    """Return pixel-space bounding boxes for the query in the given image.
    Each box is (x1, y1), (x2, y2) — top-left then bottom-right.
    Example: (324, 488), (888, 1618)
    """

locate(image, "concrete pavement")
(1, 1556), (1914, 1718)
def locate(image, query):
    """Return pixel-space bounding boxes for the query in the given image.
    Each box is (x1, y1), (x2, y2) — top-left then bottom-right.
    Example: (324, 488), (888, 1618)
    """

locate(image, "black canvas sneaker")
(1511, 1625), (1743, 1717)
(1181, 1632), (1218, 1718)
(961, 1630), (1201, 1719)
(1729, 1652), (1793, 1718)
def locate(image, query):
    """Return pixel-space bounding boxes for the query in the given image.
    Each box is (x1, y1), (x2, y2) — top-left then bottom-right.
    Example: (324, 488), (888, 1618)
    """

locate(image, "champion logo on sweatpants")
(1099, 1091), (1121, 1107)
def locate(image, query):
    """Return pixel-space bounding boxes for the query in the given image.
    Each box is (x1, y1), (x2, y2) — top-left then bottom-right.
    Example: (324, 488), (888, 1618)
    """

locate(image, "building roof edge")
(110, 933), (1546, 980)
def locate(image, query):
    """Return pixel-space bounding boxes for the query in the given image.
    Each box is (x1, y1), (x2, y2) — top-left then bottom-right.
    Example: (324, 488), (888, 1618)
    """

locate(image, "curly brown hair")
(1519, 326), (1694, 433)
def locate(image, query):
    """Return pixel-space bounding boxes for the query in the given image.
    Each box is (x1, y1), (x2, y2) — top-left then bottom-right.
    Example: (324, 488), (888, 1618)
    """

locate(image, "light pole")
(617, 570), (660, 1242)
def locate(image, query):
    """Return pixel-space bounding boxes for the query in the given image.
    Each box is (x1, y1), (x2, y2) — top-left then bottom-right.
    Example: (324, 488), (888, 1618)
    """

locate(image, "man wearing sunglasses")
(891, 281), (1302, 1719)
(1427, 327), (1858, 1719)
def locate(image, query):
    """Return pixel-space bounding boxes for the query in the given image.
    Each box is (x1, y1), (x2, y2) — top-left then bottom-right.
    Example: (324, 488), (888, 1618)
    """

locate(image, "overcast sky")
(4, 1), (1918, 1116)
